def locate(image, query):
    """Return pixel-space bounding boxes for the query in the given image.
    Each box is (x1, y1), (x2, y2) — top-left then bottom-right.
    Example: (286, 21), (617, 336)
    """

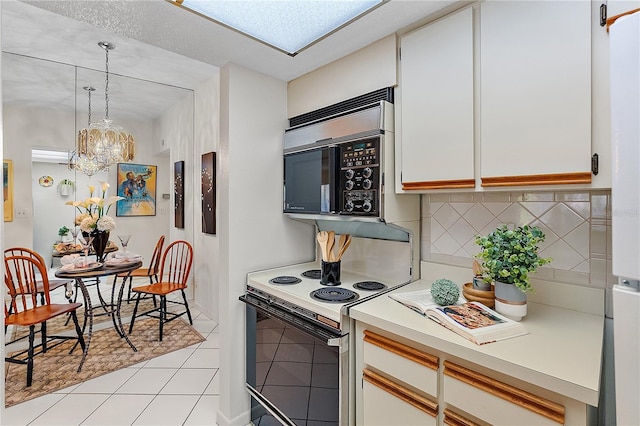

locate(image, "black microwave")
(283, 136), (381, 217)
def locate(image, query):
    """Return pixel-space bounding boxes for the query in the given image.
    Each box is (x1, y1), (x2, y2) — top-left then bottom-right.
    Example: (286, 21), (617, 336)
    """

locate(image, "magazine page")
(389, 289), (465, 315)
(426, 302), (528, 345)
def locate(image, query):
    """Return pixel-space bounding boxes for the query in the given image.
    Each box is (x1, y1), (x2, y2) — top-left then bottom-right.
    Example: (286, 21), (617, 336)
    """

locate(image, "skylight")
(174, 0), (384, 56)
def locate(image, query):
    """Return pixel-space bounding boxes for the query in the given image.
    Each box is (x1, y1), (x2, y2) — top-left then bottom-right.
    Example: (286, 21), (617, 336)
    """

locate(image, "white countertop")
(349, 278), (604, 406)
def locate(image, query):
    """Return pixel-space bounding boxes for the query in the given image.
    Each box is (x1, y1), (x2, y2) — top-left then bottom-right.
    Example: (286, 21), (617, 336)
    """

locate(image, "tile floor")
(3, 274), (221, 426)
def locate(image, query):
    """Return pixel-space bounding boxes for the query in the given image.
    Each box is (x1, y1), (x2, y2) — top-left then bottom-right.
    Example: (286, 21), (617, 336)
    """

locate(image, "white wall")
(287, 35), (397, 117)
(192, 76), (220, 320)
(216, 63), (315, 425)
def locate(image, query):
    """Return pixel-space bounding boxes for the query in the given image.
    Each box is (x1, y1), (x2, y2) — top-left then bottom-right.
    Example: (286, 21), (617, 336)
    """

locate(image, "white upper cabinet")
(480, 0), (592, 187)
(399, 7), (475, 190)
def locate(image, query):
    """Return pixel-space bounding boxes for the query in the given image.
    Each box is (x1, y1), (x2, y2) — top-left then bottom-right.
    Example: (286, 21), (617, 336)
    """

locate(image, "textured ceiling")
(2, 0), (457, 120)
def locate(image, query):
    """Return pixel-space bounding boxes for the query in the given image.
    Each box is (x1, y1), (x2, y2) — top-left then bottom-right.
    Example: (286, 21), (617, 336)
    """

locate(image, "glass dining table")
(55, 260), (143, 371)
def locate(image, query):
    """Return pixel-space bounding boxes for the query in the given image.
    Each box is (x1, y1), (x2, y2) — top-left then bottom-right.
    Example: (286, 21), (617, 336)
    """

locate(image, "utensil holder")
(320, 260), (341, 286)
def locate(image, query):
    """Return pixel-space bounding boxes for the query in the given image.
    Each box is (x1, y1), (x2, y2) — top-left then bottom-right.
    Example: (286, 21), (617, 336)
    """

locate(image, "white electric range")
(246, 260), (410, 335)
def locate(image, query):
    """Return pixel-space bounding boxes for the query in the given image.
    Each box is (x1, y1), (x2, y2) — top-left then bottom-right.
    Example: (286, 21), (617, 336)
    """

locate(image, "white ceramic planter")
(494, 281), (527, 321)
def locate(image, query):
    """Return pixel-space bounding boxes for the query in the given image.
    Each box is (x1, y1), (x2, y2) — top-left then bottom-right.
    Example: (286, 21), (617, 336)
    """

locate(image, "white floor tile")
(184, 395), (220, 426)
(159, 368), (216, 395)
(115, 368), (178, 395)
(81, 394), (155, 425)
(29, 393), (110, 425)
(183, 348), (220, 369)
(2, 393), (66, 426)
(204, 370), (220, 395)
(191, 318), (218, 334)
(199, 331), (220, 349)
(72, 367), (139, 394)
(132, 394), (200, 426)
(143, 347), (196, 368)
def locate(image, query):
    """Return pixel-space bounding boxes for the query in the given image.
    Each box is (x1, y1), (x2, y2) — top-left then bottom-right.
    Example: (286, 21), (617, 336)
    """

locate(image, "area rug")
(4, 317), (206, 407)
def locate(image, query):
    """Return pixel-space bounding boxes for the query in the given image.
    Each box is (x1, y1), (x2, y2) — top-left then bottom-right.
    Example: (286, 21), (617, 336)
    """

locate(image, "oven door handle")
(240, 294), (342, 343)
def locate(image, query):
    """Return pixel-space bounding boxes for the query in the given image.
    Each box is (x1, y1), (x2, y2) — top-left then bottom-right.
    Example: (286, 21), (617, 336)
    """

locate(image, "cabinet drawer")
(363, 368), (437, 425)
(443, 361), (565, 425)
(363, 330), (438, 397)
(443, 408), (481, 426)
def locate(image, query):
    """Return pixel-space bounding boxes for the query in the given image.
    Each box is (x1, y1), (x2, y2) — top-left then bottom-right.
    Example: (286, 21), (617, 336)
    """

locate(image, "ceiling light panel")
(177, 0), (383, 55)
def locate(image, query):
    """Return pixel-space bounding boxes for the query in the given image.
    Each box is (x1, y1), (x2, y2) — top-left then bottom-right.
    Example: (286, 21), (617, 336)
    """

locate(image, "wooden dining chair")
(113, 235), (165, 304)
(128, 240), (193, 341)
(4, 247), (74, 307)
(4, 254), (85, 387)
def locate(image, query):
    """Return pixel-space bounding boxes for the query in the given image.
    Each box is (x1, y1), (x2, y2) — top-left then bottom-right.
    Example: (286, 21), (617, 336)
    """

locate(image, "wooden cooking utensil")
(472, 259), (482, 276)
(317, 231), (329, 261)
(327, 231), (336, 261)
(335, 234), (352, 261)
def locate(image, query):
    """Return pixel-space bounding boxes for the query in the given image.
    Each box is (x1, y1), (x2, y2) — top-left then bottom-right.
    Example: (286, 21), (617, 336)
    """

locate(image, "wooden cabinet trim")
(606, 8), (640, 31)
(363, 330), (439, 370)
(443, 408), (481, 426)
(402, 179), (476, 190)
(481, 172), (591, 187)
(363, 368), (438, 417)
(443, 361), (565, 424)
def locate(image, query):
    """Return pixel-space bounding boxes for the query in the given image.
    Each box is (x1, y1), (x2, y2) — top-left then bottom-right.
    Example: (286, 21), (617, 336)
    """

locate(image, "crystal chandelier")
(69, 41), (135, 176)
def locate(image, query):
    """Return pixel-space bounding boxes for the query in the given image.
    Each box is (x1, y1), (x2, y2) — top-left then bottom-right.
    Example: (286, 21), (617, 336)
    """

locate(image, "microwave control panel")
(340, 138), (380, 215)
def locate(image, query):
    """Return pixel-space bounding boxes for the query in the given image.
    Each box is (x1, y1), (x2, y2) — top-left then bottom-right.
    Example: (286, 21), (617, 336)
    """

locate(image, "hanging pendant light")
(69, 41), (135, 176)
(69, 86), (105, 176)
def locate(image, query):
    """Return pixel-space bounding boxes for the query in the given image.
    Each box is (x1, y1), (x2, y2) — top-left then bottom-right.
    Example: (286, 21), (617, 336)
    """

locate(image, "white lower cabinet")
(356, 325), (590, 425)
(363, 369), (437, 425)
(360, 330), (438, 425)
(443, 361), (564, 425)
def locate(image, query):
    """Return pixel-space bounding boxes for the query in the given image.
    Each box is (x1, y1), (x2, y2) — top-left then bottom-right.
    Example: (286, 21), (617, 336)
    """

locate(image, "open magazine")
(389, 290), (528, 345)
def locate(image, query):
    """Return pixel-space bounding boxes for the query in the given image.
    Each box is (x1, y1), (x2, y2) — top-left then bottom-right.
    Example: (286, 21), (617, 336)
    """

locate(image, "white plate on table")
(104, 259), (140, 268)
(58, 262), (103, 273)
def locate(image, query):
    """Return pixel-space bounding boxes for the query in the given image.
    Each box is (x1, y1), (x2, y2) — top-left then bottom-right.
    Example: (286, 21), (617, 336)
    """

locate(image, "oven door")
(241, 294), (348, 426)
(284, 145), (340, 214)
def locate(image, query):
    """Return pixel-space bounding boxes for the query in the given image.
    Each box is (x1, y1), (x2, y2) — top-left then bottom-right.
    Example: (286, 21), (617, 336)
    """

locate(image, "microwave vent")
(288, 87), (393, 128)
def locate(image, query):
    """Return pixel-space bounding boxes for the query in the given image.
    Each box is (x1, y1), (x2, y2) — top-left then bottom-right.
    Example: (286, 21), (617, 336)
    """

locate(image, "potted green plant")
(475, 224), (551, 320)
(57, 225), (70, 243)
(58, 178), (75, 196)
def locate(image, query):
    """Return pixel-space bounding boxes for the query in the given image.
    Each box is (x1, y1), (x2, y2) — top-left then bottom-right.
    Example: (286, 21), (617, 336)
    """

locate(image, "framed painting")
(201, 152), (216, 234)
(116, 163), (157, 217)
(3, 159), (13, 222)
(174, 161), (184, 229)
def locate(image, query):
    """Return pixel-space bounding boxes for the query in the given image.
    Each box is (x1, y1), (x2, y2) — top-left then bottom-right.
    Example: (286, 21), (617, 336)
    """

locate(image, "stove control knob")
(345, 169), (355, 180)
(363, 167), (373, 178)
(363, 179), (372, 190)
(363, 200), (372, 212)
(345, 180), (354, 190)
(345, 201), (354, 212)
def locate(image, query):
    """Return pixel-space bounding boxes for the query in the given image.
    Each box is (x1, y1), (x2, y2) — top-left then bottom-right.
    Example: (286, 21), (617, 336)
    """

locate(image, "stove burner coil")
(301, 269), (322, 280)
(353, 281), (387, 291)
(310, 288), (359, 303)
(269, 276), (302, 285)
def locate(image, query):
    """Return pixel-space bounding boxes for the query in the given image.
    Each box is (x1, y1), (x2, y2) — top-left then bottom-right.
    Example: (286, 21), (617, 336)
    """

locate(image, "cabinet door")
(363, 369), (438, 425)
(443, 361), (565, 425)
(400, 7), (475, 190)
(480, 0), (592, 187)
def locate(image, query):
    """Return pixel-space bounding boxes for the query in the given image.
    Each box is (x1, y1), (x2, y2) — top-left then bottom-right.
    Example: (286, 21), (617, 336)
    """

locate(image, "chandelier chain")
(104, 47), (109, 120)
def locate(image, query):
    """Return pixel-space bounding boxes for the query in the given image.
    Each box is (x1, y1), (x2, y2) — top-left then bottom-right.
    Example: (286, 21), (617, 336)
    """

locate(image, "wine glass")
(118, 234), (131, 255)
(70, 227), (80, 247)
(80, 236), (94, 267)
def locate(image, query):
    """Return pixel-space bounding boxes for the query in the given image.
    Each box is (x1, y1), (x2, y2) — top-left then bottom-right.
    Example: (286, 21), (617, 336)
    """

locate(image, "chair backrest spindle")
(5, 254), (51, 313)
(160, 240), (193, 287)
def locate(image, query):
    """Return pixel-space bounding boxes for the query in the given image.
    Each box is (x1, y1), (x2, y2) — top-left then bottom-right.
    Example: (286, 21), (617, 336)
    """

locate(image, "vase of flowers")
(66, 181), (123, 263)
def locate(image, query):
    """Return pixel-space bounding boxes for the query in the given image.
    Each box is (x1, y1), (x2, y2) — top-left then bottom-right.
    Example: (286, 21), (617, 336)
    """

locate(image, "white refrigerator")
(610, 10), (640, 426)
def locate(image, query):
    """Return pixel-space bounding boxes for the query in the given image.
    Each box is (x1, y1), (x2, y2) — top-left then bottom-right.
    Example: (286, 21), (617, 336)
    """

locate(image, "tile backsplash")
(421, 190), (613, 290)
